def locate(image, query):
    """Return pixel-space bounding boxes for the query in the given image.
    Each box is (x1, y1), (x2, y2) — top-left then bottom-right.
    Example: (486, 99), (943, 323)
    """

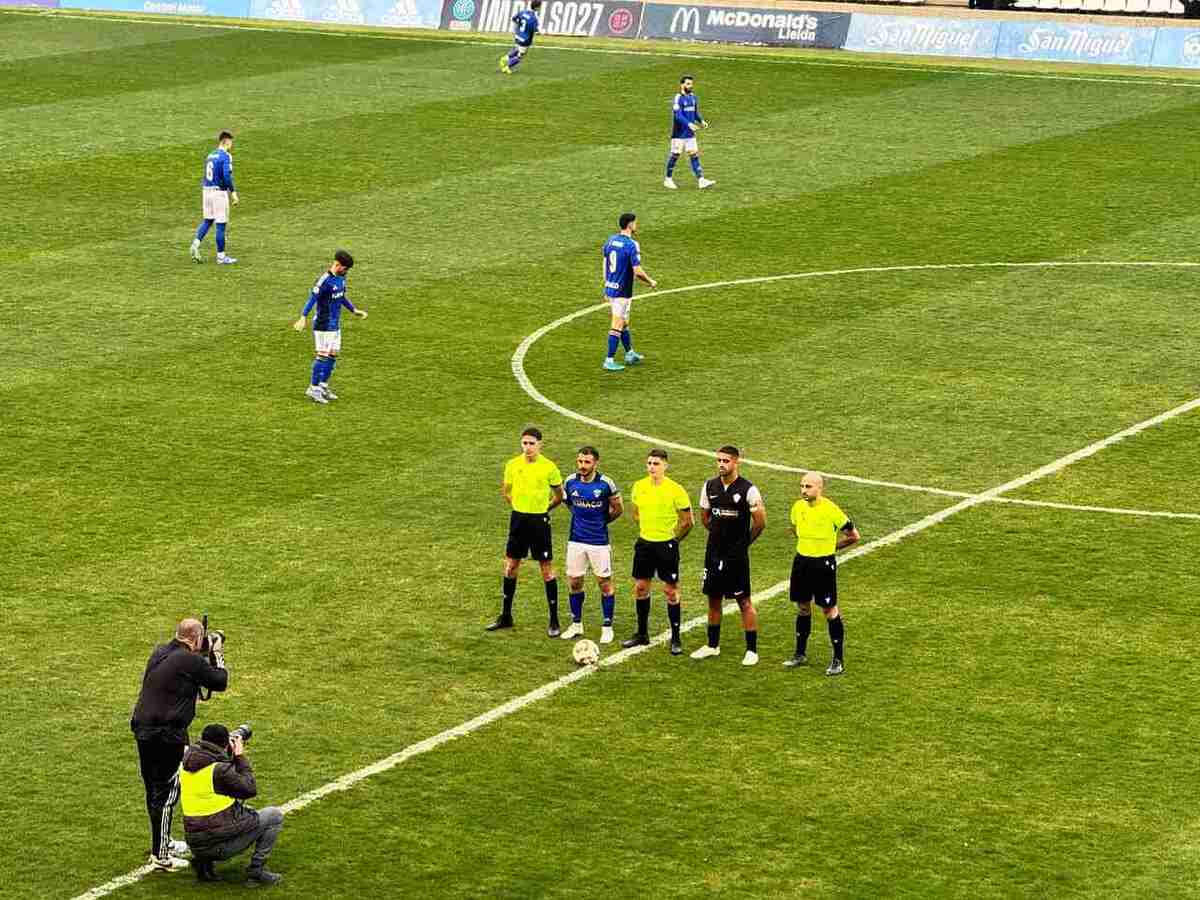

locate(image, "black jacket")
(180, 740), (260, 853)
(130, 639), (228, 744)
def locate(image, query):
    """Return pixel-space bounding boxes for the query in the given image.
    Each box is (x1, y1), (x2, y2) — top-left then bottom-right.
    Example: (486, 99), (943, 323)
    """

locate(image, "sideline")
(10, 7), (1200, 90)
(512, 260), (1200, 521)
(72, 387), (1200, 899)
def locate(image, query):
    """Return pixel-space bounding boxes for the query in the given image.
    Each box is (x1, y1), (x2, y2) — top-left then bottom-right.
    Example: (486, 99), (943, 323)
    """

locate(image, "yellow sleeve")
(790, 501), (800, 529)
(831, 501), (848, 529)
(548, 462), (563, 487)
(674, 483), (691, 511)
(503, 458), (515, 486)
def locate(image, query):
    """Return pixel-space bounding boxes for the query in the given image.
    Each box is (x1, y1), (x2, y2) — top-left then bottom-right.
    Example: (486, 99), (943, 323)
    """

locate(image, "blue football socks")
(620, 329), (632, 352)
(569, 592), (585, 623)
(690, 156), (703, 178)
(195, 219), (212, 242)
(666, 153), (679, 177)
(215, 222), (226, 253)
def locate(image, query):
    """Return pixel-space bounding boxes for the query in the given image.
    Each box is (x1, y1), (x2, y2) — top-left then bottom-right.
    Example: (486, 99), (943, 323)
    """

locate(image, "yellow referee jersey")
(790, 496), (849, 557)
(631, 476), (691, 542)
(504, 454), (563, 514)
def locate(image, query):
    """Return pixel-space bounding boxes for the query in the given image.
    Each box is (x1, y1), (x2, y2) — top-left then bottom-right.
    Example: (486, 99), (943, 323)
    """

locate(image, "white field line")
(11, 7), (1200, 91)
(74, 392), (1200, 900)
(512, 260), (1200, 521)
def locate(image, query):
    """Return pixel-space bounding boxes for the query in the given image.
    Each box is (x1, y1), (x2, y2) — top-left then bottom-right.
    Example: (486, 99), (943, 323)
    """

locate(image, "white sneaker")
(190, 241), (202, 263)
(167, 839), (191, 858)
(742, 650), (759, 667)
(698, 177), (716, 189)
(663, 177), (678, 189)
(320, 384), (338, 401)
(216, 255), (238, 265)
(149, 855), (189, 872)
(560, 622), (584, 640)
(305, 386), (329, 405)
(690, 645), (720, 660)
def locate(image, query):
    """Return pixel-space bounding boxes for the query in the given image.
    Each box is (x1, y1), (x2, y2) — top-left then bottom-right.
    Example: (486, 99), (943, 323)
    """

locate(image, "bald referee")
(784, 472), (859, 676)
(486, 427), (565, 636)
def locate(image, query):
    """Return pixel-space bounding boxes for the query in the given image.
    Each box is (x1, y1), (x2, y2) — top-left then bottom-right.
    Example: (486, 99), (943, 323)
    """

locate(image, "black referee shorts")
(505, 511), (553, 561)
(702, 550), (751, 600)
(789, 554), (838, 609)
(632, 538), (680, 584)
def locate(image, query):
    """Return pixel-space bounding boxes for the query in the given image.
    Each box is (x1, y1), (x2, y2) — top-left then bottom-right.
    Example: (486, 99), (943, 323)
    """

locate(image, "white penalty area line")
(12, 7), (1200, 92)
(512, 260), (1200, 522)
(73, 387), (1200, 900)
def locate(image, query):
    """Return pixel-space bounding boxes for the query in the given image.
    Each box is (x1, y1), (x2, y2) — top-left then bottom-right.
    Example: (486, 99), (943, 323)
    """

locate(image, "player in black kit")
(690, 445), (766, 666)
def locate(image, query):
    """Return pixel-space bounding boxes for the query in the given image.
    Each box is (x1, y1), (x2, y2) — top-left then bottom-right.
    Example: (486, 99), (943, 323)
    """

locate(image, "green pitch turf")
(2, 11), (1199, 899)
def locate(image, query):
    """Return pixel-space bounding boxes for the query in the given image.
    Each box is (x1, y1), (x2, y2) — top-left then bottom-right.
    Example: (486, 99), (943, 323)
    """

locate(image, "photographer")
(180, 724), (284, 886)
(130, 617), (228, 871)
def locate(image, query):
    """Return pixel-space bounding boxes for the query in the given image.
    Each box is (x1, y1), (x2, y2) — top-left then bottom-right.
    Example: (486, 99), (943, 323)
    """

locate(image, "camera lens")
(231, 723), (253, 744)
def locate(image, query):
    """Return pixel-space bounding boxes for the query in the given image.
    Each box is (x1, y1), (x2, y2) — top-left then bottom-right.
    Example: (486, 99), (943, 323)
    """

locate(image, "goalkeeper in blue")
(292, 250), (368, 404)
(190, 131), (240, 264)
(499, 0), (541, 74)
(665, 76), (715, 190)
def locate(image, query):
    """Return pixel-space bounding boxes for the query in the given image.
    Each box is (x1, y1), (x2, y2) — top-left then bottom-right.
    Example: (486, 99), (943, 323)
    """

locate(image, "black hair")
(218, 130), (234, 143)
(578, 445), (600, 460)
(619, 212), (637, 230)
(201, 723), (230, 747)
(530, 0), (542, 8)
(334, 249), (354, 269)
(680, 75), (694, 84)
(522, 427), (543, 441)
(717, 445), (740, 458)
(648, 448), (669, 461)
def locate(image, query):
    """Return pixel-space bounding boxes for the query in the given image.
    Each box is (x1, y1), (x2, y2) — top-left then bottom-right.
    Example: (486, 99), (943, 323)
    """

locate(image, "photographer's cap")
(201, 724), (230, 747)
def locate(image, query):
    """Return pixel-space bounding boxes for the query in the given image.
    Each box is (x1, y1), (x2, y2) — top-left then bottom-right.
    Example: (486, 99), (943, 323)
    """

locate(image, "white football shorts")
(609, 297), (632, 321)
(512, 43), (529, 57)
(670, 137), (699, 155)
(566, 541), (613, 578)
(314, 330), (342, 354)
(202, 188), (230, 224)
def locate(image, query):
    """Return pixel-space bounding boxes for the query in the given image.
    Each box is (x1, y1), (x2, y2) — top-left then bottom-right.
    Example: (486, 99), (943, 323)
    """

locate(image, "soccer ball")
(572, 639), (600, 666)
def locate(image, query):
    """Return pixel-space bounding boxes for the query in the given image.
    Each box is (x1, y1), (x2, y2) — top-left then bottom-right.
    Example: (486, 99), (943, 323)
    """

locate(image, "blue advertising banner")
(1150, 27), (1200, 69)
(62, 0), (247, 13)
(995, 20), (1156, 67)
(441, 0), (640, 38)
(640, 3), (849, 48)
(247, 0), (439, 26)
(844, 14), (998, 59)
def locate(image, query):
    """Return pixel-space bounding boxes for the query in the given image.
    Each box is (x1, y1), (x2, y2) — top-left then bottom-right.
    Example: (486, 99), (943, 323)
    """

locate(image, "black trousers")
(136, 738), (186, 859)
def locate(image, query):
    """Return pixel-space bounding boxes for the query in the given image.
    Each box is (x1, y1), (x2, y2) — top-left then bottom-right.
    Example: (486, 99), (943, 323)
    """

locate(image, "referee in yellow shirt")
(622, 449), (694, 655)
(785, 471), (860, 676)
(486, 427), (565, 636)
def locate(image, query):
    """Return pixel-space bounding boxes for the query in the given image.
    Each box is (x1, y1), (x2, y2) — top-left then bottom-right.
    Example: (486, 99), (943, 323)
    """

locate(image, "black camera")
(230, 723), (253, 745)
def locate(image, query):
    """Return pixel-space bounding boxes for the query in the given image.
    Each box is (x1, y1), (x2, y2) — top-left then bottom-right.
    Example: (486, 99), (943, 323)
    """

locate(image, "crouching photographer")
(180, 724), (284, 887)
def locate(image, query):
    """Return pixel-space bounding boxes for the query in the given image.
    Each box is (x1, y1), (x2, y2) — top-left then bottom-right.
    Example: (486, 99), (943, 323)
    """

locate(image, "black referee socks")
(666, 602), (681, 639)
(795, 613), (811, 656)
(501, 577), (516, 619)
(635, 597), (651, 635)
(827, 615), (844, 661)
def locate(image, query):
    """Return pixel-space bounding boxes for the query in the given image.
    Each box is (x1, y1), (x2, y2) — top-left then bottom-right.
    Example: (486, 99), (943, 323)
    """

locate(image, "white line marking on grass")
(73, 388), (1200, 900)
(513, 260), (1200, 521)
(12, 8), (1200, 91)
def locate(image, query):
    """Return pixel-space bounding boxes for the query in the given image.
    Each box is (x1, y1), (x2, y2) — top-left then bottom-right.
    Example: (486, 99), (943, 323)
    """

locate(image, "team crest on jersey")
(733, 493), (741, 503)
(593, 488), (602, 497)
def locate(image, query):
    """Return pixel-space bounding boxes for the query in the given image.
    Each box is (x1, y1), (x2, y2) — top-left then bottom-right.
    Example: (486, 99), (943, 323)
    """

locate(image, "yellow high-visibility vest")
(179, 763), (235, 818)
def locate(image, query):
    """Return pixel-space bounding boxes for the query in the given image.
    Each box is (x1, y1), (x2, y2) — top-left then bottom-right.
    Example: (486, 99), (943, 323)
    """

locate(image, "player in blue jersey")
(602, 212), (657, 372)
(292, 250), (367, 404)
(665, 76), (715, 191)
(561, 446), (624, 644)
(190, 131), (241, 265)
(499, 0), (541, 74)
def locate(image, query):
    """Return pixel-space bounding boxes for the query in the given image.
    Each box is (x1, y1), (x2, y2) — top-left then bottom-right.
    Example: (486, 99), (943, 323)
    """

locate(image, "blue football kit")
(565, 473), (619, 546)
(202, 148), (236, 191)
(513, 9), (539, 45)
(193, 145), (237, 261)
(501, 8), (539, 72)
(602, 234), (641, 299)
(302, 271), (356, 331)
(671, 92), (703, 139)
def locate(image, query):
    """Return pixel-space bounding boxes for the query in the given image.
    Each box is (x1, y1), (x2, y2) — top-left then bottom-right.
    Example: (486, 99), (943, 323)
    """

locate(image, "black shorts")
(632, 538), (680, 584)
(505, 511), (553, 561)
(789, 554), (838, 609)
(702, 551), (751, 599)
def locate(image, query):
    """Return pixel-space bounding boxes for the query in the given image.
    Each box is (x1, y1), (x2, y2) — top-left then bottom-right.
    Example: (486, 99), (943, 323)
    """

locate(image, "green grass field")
(4, 9), (1200, 898)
